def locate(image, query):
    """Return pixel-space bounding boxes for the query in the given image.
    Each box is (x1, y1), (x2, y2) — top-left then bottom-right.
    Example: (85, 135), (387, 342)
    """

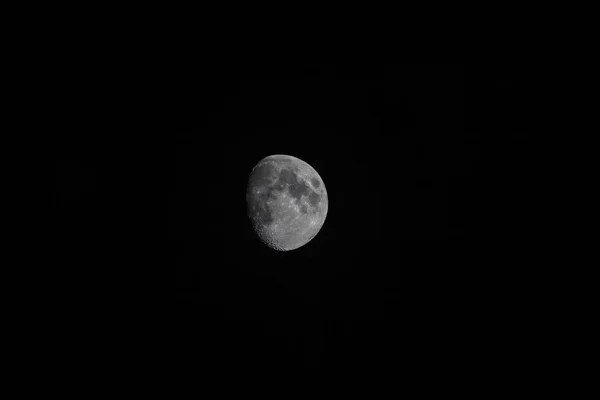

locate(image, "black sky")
(167, 62), (536, 375)
(53, 62), (536, 378)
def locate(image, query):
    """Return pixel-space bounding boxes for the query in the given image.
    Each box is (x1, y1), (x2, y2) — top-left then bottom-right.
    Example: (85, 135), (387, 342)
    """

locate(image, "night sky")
(54, 62), (538, 380)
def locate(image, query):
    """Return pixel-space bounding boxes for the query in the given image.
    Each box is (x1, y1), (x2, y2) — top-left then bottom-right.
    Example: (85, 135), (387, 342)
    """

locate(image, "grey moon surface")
(246, 154), (328, 251)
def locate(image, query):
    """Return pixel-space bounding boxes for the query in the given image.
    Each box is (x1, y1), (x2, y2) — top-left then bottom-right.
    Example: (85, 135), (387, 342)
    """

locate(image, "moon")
(246, 154), (328, 251)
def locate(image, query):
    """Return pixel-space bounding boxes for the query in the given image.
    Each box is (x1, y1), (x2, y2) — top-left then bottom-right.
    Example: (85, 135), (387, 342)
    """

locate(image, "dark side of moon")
(246, 155), (328, 251)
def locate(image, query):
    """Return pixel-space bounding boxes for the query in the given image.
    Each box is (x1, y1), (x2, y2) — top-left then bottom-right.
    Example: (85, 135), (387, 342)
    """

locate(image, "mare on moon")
(246, 154), (328, 251)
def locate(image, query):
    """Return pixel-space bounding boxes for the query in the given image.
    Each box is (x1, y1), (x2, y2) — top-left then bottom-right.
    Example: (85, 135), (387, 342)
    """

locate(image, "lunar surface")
(246, 154), (328, 251)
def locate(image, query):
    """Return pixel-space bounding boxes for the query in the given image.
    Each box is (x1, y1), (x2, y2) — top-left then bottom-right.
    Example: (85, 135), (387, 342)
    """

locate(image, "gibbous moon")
(246, 154), (328, 251)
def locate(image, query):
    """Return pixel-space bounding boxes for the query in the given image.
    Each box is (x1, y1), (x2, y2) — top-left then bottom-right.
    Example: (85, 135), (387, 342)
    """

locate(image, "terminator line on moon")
(246, 154), (328, 251)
